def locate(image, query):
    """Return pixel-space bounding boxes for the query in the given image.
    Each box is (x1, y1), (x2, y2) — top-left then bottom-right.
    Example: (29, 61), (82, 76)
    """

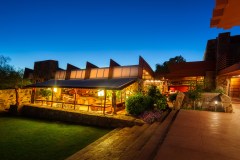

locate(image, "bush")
(147, 85), (161, 99)
(147, 85), (168, 110)
(155, 97), (168, 110)
(169, 93), (177, 102)
(126, 94), (154, 116)
(39, 89), (52, 99)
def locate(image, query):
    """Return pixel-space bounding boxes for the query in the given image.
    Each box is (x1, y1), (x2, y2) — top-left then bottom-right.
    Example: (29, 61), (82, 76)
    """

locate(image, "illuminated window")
(70, 70), (85, 79)
(130, 66), (138, 77)
(90, 69), (98, 78)
(75, 70), (85, 79)
(113, 67), (122, 78)
(70, 70), (77, 79)
(113, 66), (139, 78)
(97, 69), (104, 78)
(55, 71), (66, 80)
(122, 67), (131, 77)
(90, 68), (109, 79)
(103, 69), (109, 78)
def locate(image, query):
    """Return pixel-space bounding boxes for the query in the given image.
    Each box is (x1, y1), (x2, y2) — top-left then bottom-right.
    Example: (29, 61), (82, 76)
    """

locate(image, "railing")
(34, 99), (123, 114)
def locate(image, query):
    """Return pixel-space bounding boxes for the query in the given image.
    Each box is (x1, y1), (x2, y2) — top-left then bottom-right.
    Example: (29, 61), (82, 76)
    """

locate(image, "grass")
(0, 115), (111, 160)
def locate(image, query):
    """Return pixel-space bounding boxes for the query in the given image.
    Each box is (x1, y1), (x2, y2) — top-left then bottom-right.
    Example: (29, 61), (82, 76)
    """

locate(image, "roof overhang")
(26, 78), (137, 90)
(218, 62), (240, 76)
(210, 0), (240, 29)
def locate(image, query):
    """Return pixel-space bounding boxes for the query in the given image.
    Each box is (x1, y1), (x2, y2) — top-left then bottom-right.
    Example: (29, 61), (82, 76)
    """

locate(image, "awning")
(26, 78), (137, 90)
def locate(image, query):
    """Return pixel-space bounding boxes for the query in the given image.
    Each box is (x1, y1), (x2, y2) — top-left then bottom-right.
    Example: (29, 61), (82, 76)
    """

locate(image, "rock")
(173, 92), (185, 110)
(219, 94), (233, 113)
(225, 104), (233, 113)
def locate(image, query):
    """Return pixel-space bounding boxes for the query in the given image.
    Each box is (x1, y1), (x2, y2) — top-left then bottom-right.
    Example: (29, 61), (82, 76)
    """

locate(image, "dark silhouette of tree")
(155, 55), (186, 74)
(0, 55), (29, 89)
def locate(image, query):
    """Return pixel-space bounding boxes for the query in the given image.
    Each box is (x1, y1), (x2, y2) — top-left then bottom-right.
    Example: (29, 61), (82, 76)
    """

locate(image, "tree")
(0, 55), (28, 89)
(155, 55), (186, 74)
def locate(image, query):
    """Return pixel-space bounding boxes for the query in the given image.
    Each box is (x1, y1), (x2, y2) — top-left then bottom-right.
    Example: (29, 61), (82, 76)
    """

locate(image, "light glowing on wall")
(53, 88), (57, 93)
(98, 90), (104, 97)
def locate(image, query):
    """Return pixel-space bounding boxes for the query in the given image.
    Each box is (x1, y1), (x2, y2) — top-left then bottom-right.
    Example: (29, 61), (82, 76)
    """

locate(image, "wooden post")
(51, 88), (54, 107)
(112, 91), (117, 114)
(74, 89), (77, 110)
(103, 89), (107, 115)
(15, 88), (19, 107)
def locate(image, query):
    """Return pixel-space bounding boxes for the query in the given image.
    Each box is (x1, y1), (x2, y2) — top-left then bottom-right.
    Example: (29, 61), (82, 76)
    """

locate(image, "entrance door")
(230, 77), (240, 98)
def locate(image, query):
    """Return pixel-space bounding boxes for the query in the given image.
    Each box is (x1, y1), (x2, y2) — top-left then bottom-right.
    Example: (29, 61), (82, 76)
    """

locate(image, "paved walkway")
(155, 103), (240, 160)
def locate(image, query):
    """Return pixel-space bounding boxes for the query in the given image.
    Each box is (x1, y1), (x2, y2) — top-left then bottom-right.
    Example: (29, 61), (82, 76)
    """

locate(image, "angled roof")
(26, 78), (137, 90)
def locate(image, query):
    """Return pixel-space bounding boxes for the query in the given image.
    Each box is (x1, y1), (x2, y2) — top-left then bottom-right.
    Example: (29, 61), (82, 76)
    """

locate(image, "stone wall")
(0, 89), (16, 109)
(0, 89), (32, 109)
(216, 76), (229, 94)
(20, 105), (144, 128)
(182, 92), (233, 113)
(18, 89), (32, 106)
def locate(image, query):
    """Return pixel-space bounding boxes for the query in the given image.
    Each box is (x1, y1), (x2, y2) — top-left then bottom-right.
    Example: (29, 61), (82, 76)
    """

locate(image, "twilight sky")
(0, 0), (239, 70)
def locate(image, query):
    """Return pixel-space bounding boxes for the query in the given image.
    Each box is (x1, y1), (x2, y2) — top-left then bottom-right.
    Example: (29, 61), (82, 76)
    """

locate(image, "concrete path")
(154, 103), (240, 160)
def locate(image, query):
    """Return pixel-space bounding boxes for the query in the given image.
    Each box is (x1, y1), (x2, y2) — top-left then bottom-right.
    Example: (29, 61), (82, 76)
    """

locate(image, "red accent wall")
(169, 85), (189, 92)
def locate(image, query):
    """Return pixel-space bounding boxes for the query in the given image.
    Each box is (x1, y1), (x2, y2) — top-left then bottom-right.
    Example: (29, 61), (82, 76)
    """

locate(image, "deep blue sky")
(0, 0), (239, 70)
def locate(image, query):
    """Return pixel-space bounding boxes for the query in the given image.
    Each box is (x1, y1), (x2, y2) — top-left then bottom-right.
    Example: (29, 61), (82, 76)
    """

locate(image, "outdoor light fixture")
(98, 90), (104, 97)
(214, 100), (218, 112)
(53, 88), (57, 93)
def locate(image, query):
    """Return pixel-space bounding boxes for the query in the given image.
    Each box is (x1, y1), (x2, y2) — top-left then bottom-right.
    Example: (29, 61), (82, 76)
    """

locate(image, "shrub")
(147, 85), (161, 99)
(155, 97), (168, 110)
(39, 89), (52, 100)
(147, 85), (168, 110)
(169, 93), (177, 102)
(126, 93), (153, 116)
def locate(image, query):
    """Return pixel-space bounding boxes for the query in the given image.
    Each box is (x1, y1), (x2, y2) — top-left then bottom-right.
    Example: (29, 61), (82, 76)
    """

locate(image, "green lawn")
(0, 115), (111, 160)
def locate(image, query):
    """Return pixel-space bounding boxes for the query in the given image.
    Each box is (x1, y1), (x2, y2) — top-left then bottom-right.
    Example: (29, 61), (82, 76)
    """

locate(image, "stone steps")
(66, 109), (178, 160)
(136, 110), (179, 160)
(66, 127), (125, 160)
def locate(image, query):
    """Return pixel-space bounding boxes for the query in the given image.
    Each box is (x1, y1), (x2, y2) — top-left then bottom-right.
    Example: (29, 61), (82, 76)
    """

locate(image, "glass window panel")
(90, 69), (98, 79)
(70, 71), (77, 79)
(76, 70), (82, 79)
(122, 67), (131, 77)
(59, 71), (63, 79)
(113, 67), (122, 78)
(103, 69), (109, 78)
(81, 70), (85, 79)
(55, 71), (59, 79)
(97, 69), (104, 78)
(130, 67), (139, 77)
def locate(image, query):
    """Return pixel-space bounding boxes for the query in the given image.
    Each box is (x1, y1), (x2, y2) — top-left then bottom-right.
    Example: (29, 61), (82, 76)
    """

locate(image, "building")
(210, 0), (240, 29)
(24, 56), (165, 114)
(23, 60), (64, 83)
(161, 32), (240, 97)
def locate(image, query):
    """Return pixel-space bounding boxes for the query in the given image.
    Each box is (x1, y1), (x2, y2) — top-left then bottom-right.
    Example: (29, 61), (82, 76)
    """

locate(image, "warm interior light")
(53, 88), (57, 93)
(98, 90), (104, 97)
(214, 101), (218, 105)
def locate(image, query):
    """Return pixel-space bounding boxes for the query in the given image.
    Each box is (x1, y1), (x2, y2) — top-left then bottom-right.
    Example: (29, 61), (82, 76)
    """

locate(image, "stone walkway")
(154, 102), (240, 160)
(66, 102), (240, 160)
(66, 110), (178, 160)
